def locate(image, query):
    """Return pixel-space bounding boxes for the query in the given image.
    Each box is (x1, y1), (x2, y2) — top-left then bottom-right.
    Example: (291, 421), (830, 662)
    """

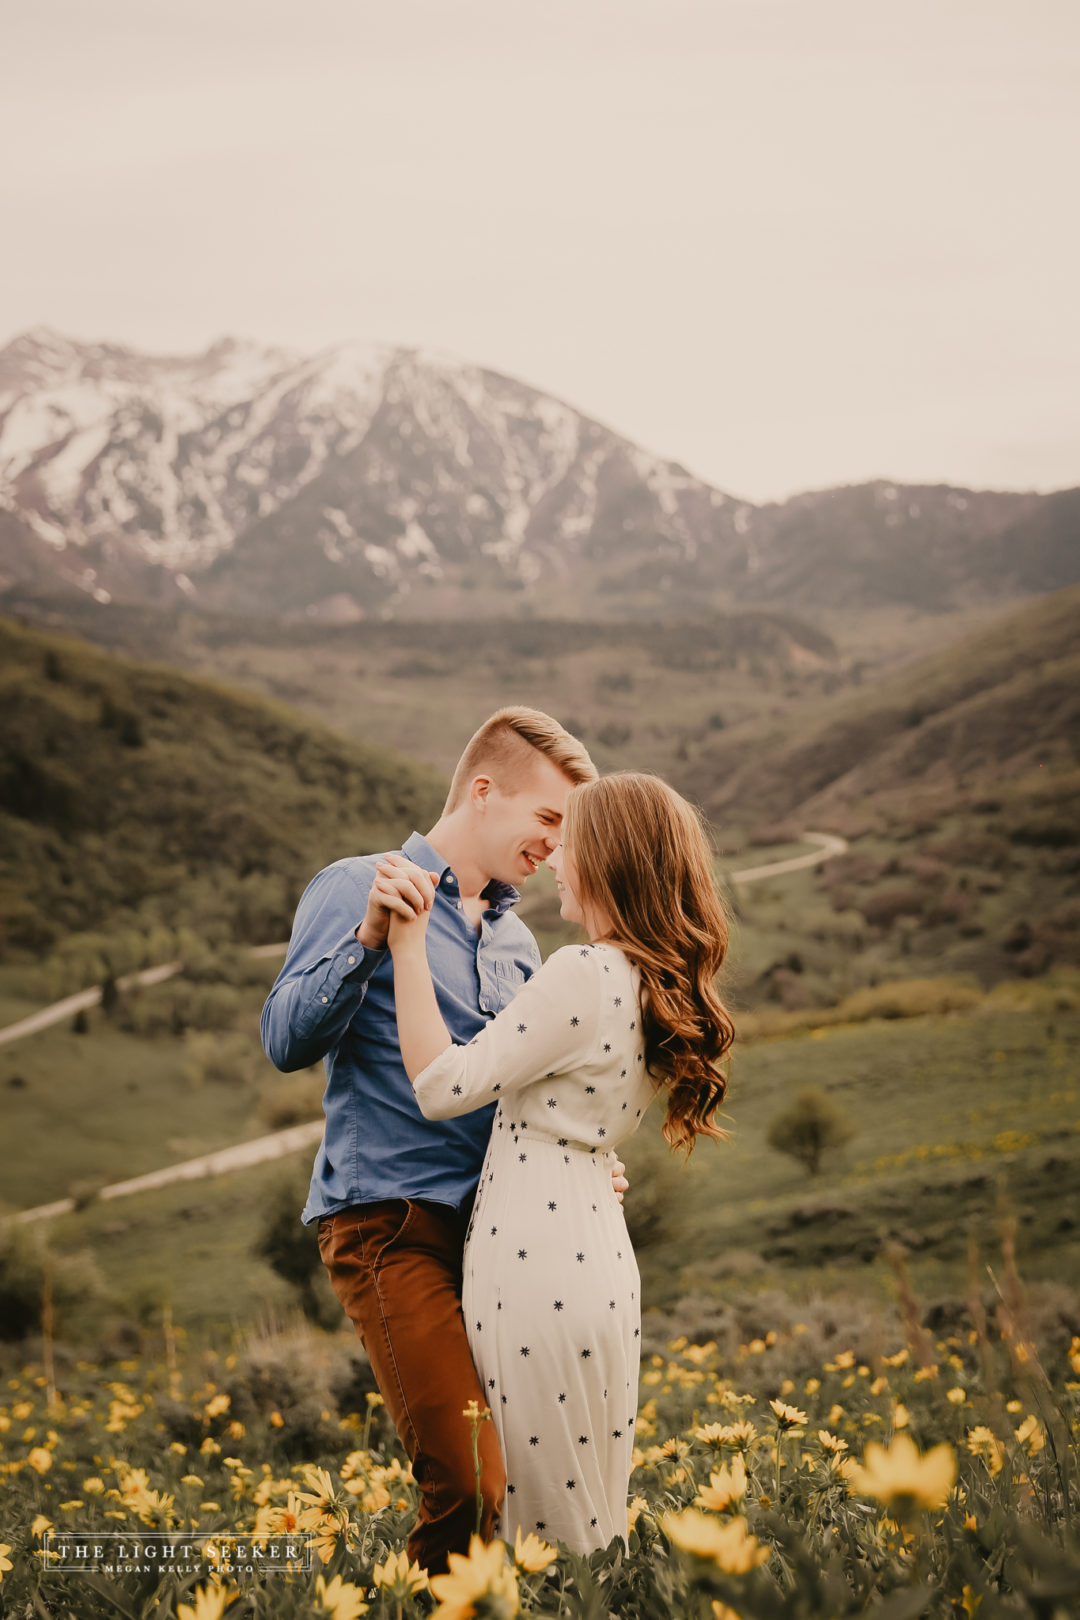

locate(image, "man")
(261, 706), (624, 1573)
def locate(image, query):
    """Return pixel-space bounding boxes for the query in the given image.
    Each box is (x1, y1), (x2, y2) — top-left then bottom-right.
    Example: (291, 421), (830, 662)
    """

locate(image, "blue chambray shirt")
(261, 831), (541, 1225)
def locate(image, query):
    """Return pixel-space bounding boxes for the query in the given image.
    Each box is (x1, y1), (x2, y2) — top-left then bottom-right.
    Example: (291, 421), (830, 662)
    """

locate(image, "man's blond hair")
(444, 707), (597, 812)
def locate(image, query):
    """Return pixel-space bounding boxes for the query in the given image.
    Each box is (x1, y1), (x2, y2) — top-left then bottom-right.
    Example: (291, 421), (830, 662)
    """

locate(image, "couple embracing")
(261, 707), (734, 1573)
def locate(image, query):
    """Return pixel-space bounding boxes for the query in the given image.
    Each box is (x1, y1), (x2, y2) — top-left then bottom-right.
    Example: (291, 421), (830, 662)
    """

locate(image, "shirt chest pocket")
(490, 960), (527, 1014)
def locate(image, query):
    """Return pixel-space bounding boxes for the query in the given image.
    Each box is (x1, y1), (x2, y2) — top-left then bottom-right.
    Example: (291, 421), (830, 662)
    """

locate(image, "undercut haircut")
(444, 707), (596, 812)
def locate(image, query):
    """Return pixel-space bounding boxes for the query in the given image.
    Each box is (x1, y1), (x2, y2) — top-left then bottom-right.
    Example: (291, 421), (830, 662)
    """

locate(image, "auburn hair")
(563, 772), (734, 1154)
(445, 706), (596, 812)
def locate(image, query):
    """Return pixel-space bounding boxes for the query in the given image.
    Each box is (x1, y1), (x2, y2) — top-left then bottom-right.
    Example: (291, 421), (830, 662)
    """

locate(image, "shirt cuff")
(340, 930), (385, 982)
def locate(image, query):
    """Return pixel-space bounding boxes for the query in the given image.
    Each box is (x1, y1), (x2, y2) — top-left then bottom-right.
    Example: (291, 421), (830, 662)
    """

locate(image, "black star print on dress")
(411, 942), (655, 1555)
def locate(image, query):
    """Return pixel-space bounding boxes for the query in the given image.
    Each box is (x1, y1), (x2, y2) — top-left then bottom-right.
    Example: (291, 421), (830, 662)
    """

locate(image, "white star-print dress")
(411, 941), (656, 1554)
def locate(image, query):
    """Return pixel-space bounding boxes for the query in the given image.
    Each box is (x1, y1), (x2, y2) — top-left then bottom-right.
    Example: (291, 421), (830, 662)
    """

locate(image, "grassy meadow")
(3, 590), (1080, 1614)
(1, 1267), (1077, 1618)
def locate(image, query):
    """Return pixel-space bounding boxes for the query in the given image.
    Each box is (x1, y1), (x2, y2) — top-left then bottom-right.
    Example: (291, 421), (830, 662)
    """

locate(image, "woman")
(387, 771), (734, 1553)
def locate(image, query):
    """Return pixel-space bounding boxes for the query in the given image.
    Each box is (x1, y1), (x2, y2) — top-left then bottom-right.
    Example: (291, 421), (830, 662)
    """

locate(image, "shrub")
(253, 1175), (339, 1328)
(766, 1088), (854, 1176)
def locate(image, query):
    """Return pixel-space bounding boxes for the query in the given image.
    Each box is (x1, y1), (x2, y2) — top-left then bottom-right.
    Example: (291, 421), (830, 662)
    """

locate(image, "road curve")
(728, 830), (848, 885)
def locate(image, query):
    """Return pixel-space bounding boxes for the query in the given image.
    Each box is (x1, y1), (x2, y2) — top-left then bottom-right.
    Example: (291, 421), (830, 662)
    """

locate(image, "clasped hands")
(356, 853), (440, 954)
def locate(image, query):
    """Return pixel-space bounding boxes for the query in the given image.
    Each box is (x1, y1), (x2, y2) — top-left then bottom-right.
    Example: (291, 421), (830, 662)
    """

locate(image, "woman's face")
(546, 840), (586, 928)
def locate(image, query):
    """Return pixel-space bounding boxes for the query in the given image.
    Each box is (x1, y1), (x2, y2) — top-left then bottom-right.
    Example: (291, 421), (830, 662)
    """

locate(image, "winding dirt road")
(8, 832), (847, 1225)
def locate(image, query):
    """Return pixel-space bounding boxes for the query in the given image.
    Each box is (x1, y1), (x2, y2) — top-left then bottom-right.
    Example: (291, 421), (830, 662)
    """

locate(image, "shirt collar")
(402, 831), (522, 914)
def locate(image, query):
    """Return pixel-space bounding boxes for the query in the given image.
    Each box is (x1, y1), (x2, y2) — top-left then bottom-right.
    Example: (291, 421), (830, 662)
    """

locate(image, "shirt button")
(347, 955), (356, 965)
(321, 995), (329, 1004)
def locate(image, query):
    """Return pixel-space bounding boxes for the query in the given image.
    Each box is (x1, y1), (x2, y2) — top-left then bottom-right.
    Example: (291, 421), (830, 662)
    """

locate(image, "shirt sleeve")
(412, 945), (602, 1120)
(260, 861), (386, 1072)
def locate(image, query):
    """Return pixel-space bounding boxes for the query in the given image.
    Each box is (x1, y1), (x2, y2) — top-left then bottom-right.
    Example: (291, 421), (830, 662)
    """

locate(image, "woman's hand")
(373, 859), (440, 954)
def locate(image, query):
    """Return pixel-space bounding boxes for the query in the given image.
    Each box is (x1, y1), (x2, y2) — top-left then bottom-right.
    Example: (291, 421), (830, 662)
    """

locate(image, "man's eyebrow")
(539, 807), (563, 818)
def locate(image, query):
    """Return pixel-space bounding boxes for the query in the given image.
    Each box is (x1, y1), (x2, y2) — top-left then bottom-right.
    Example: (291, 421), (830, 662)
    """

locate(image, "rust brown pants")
(317, 1198), (505, 1574)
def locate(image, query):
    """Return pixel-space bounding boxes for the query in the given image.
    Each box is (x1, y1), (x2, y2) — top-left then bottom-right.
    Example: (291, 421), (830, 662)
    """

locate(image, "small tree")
(766, 1088), (853, 1177)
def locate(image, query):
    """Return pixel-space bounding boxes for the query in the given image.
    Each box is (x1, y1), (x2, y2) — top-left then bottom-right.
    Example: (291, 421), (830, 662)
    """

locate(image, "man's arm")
(261, 854), (441, 1073)
(261, 863), (383, 1073)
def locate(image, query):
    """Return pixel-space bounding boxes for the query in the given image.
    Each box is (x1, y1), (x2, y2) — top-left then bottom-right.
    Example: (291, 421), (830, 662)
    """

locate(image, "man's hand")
(356, 856), (441, 951)
(611, 1155), (628, 1204)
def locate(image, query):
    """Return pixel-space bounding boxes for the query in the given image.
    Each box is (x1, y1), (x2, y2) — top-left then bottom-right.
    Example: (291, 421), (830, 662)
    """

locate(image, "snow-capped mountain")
(0, 326), (1074, 619)
(0, 327), (747, 618)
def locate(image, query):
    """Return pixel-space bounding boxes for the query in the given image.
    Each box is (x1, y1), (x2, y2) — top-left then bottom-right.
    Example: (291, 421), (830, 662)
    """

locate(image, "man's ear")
(469, 774), (494, 813)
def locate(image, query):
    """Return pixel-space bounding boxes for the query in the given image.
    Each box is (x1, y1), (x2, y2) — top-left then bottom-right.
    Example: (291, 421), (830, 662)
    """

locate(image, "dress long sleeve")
(412, 945), (603, 1120)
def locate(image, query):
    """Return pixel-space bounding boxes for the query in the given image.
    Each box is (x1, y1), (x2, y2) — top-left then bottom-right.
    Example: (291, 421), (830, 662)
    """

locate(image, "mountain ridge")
(1, 326), (1076, 620)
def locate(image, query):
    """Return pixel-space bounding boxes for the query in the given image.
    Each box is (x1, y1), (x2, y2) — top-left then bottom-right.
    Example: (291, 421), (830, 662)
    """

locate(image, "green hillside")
(693, 584), (1080, 821)
(0, 616), (447, 958)
(692, 586), (1080, 993)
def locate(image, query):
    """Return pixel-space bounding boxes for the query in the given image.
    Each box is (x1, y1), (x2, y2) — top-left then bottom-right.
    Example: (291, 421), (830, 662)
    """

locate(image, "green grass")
(0, 964), (321, 1213)
(624, 1004), (1080, 1315)
(21, 1001), (1077, 1346)
(44, 1157), (307, 1338)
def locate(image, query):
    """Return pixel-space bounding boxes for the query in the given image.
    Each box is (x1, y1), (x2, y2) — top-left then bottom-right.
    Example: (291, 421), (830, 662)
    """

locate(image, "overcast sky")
(2, 0), (1077, 502)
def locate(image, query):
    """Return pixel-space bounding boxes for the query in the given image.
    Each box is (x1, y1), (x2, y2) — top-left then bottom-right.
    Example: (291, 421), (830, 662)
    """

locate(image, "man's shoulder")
(304, 851), (394, 900)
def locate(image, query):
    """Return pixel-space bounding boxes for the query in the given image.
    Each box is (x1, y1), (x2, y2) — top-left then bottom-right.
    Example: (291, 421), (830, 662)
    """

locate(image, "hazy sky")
(2, 0), (1077, 502)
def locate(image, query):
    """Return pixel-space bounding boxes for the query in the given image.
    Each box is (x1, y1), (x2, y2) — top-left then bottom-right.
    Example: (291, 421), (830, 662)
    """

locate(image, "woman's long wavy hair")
(563, 772), (735, 1155)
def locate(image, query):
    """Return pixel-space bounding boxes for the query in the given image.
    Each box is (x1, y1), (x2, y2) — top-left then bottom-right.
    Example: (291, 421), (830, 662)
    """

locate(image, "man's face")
(474, 754), (574, 886)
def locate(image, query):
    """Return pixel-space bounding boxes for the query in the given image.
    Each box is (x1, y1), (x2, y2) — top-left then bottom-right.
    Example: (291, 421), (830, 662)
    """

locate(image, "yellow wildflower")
(769, 1399), (807, 1431)
(261, 1491), (306, 1536)
(31, 1515), (54, 1538)
(27, 1448), (53, 1474)
(269, 1411), (284, 1428)
(373, 1547), (429, 1593)
(661, 1509), (769, 1572)
(512, 1526), (557, 1572)
(847, 1434), (956, 1514)
(946, 1387), (966, 1404)
(817, 1431), (848, 1453)
(1015, 1415), (1045, 1455)
(893, 1404), (911, 1430)
(627, 1495), (649, 1533)
(695, 1454), (748, 1511)
(966, 1427), (1004, 1478)
(309, 1525), (340, 1566)
(0, 1545), (12, 1579)
(712, 1606), (741, 1620)
(177, 1583), (233, 1620)
(429, 1535), (519, 1619)
(83, 1477), (105, 1493)
(204, 1394), (231, 1419)
(181, 1474), (205, 1488)
(317, 1574), (372, 1613)
(58, 1500), (84, 1511)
